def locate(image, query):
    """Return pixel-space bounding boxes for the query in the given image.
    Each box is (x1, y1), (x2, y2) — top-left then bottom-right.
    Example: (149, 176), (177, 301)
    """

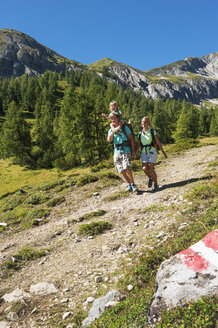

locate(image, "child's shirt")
(109, 109), (124, 121)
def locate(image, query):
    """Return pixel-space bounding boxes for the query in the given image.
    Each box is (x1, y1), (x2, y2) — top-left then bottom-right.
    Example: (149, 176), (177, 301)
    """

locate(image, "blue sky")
(1, 0), (217, 71)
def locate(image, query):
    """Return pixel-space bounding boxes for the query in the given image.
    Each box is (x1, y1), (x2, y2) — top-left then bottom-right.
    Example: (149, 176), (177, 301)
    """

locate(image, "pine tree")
(33, 101), (57, 167)
(56, 87), (81, 168)
(209, 109), (218, 136)
(0, 101), (32, 165)
(173, 101), (199, 142)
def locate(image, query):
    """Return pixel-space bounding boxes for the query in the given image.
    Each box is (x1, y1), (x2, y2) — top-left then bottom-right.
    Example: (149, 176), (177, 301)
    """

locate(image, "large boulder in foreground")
(148, 230), (218, 324)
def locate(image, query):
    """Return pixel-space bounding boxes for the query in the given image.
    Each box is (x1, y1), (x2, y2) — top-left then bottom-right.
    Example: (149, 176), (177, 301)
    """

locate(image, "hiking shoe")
(153, 183), (159, 192)
(132, 183), (138, 192)
(126, 183), (132, 192)
(148, 177), (153, 188)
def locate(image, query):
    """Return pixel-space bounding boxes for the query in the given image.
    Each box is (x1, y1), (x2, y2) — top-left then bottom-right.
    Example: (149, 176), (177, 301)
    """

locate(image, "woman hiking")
(137, 116), (167, 192)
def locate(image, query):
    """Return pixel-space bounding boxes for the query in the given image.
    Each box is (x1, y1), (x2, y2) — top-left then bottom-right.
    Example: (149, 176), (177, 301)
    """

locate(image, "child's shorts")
(141, 150), (157, 164)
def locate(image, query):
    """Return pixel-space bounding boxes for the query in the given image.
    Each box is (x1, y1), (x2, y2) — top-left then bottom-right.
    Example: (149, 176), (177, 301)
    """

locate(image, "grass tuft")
(78, 221), (112, 236)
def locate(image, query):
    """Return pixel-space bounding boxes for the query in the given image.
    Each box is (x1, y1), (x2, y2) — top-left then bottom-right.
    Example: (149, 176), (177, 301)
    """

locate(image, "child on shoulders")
(102, 101), (125, 134)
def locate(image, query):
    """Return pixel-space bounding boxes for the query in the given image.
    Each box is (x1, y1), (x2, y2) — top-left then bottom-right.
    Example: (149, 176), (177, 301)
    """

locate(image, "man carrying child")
(107, 112), (138, 192)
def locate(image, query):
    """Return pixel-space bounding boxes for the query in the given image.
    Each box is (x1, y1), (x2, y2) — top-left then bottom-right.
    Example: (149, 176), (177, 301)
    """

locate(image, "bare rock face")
(106, 53), (218, 104)
(148, 230), (218, 324)
(0, 28), (217, 104)
(0, 29), (84, 77)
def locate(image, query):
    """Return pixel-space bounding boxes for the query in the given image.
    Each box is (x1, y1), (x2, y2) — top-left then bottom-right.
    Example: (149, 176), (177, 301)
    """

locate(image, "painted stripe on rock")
(178, 230), (218, 273)
(201, 230), (218, 251)
(178, 248), (209, 272)
(191, 240), (218, 267)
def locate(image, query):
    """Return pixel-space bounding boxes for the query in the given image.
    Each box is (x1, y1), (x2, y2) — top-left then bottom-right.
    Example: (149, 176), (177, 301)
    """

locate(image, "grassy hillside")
(0, 137), (217, 327)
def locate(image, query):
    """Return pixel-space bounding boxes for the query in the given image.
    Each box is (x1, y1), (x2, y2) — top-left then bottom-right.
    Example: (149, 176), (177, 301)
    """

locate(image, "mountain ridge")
(0, 28), (218, 104)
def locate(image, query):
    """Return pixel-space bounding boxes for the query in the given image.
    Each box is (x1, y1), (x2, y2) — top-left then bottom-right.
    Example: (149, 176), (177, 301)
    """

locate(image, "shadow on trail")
(137, 175), (212, 194)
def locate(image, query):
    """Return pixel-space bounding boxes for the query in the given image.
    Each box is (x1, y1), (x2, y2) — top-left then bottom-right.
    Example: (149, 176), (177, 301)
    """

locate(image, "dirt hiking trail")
(0, 143), (217, 327)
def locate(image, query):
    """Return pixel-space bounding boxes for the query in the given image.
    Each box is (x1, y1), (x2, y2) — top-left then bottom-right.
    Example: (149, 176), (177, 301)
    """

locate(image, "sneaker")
(153, 183), (159, 192)
(131, 183), (138, 192)
(148, 177), (153, 188)
(126, 183), (132, 192)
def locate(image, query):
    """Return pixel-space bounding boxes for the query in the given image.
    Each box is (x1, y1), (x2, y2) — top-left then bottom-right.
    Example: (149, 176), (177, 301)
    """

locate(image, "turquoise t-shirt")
(108, 125), (131, 154)
(138, 127), (157, 153)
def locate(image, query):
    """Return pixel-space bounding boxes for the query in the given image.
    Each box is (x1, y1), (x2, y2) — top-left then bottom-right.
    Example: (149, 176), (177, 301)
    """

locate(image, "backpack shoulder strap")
(122, 124), (129, 140)
(151, 128), (160, 152)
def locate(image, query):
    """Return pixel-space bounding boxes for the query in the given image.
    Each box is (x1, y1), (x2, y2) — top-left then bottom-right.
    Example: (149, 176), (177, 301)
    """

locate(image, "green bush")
(3, 191), (26, 210)
(24, 192), (50, 205)
(46, 196), (65, 207)
(22, 208), (51, 228)
(99, 172), (121, 181)
(78, 221), (112, 236)
(157, 296), (217, 328)
(104, 190), (129, 201)
(77, 209), (106, 222)
(186, 183), (217, 200)
(90, 160), (114, 172)
(5, 247), (46, 271)
(76, 174), (98, 187)
(167, 139), (200, 153)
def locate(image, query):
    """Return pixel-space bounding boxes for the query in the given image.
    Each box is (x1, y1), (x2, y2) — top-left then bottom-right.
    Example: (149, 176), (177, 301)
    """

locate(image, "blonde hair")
(142, 116), (151, 125)
(109, 101), (118, 109)
(142, 116), (154, 129)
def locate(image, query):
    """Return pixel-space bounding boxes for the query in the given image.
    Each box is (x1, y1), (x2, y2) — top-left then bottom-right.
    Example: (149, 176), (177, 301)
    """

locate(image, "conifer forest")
(0, 70), (217, 169)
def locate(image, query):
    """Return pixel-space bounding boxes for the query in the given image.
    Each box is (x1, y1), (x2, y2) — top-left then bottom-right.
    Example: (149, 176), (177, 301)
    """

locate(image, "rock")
(0, 29), (84, 78)
(6, 312), (19, 321)
(0, 321), (11, 328)
(95, 276), (102, 283)
(62, 312), (71, 320)
(148, 230), (218, 324)
(0, 29), (218, 104)
(92, 192), (100, 196)
(105, 301), (119, 309)
(86, 297), (95, 303)
(3, 288), (30, 303)
(127, 284), (134, 291)
(82, 290), (121, 327)
(30, 282), (58, 296)
(61, 298), (69, 303)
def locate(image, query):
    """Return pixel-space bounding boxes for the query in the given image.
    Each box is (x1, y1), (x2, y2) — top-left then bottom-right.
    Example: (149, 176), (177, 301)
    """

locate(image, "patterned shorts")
(114, 152), (132, 173)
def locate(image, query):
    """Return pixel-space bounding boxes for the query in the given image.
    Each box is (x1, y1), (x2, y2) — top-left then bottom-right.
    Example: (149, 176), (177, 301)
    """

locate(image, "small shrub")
(76, 174), (98, 187)
(3, 191), (27, 211)
(77, 209), (106, 221)
(167, 139), (200, 154)
(207, 158), (218, 168)
(157, 296), (217, 328)
(186, 183), (217, 200)
(90, 160), (114, 172)
(22, 208), (51, 228)
(142, 204), (166, 212)
(24, 192), (50, 205)
(5, 246), (46, 271)
(78, 221), (112, 236)
(99, 172), (121, 181)
(104, 190), (129, 201)
(47, 196), (65, 207)
(37, 180), (63, 191)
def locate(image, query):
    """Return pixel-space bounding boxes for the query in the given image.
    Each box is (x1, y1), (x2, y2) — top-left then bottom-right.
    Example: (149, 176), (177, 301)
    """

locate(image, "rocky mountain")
(0, 28), (218, 104)
(90, 54), (218, 104)
(0, 29), (85, 77)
